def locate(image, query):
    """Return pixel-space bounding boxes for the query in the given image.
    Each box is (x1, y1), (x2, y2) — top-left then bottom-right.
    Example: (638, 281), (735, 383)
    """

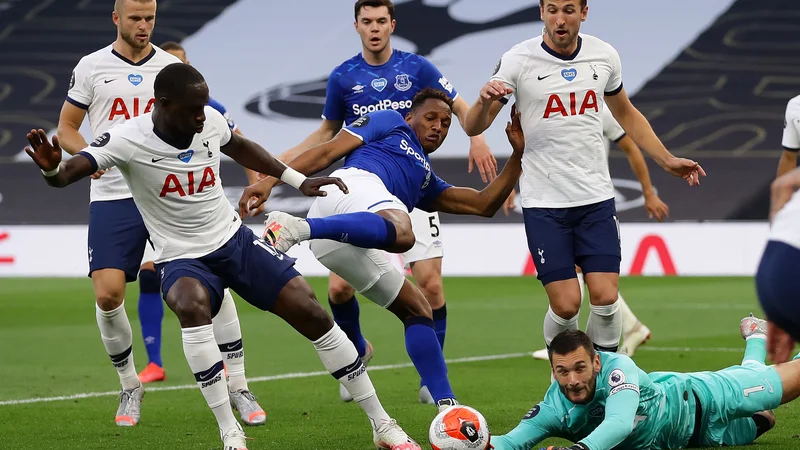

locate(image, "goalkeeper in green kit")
(491, 315), (800, 450)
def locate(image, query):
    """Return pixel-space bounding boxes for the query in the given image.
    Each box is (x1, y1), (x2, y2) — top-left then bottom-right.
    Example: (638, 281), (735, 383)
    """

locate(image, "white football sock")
(586, 300), (622, 352)
(577, 272), (586, 306)
(96, 302), (140, 390)
(543, 307), (579, 347)
(313, 324), (391, 430)
(618, 293), (640, 336)
(213, 289), (248, 392)
(183, 324), (239, 434)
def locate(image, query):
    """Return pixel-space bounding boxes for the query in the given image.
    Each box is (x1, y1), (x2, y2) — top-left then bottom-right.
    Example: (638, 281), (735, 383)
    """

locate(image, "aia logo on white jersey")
(543, 91), (599, 119)
(160, 167), (217, 197)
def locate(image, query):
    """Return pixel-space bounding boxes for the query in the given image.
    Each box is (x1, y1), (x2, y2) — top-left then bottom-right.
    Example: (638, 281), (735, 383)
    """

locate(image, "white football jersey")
(79, 106), (240, 263)
(491, 34), (623, 208)
(601, 104), (626, 156)
(67, 44), (182, 202)
(782, 95), (800, 151)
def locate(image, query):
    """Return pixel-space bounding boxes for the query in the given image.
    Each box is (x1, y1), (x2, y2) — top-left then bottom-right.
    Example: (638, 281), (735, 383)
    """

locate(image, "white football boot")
(740, 314), (768, 340)
(373, 418), (421, 450)
(221, 423), (249, 450)
(263, 211), (310, 253)
(115, 384), (144, 426)
(620, 323), (651, 357)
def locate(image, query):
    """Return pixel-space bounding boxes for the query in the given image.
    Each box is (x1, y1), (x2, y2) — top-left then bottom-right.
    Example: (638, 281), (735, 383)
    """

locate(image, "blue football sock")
(329, 296), (367, 357)
(432, 305), (447, 351)
(307, 212), (397, 249)
(137, 269), (163, 368)
(405, 317), (455, 402)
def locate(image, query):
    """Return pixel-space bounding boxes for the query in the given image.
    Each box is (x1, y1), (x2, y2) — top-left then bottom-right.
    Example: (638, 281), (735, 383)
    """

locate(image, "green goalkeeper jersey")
(492, 353), (698, 450)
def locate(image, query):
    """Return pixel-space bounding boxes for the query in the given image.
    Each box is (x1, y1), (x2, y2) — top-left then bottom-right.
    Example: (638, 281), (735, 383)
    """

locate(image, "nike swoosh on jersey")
(104, 79), (115, 84)
(537, 75), (552, 80)
(151, 157), (166, 163)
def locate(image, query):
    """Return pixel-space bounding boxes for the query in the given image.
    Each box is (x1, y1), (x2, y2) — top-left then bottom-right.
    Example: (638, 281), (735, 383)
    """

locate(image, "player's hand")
(299, 176), (348, 197)
(468, 135), (497, 183)
(90, 169), (106, 180)
(503, 189), (517, 216)
(644, 192), (669, 221)
(480, 80), (513, 104)
(24, 129), (62, 172)
(662, 156), (706, 186)
(767, 320), (795, 363)
(769, 169), (800, 222)
(505, 104), (524, 154)
(238, 179), (277, 218)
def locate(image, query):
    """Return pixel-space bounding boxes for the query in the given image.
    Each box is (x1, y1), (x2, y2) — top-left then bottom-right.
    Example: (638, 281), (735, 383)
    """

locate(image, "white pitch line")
(0, 347), (746, 406)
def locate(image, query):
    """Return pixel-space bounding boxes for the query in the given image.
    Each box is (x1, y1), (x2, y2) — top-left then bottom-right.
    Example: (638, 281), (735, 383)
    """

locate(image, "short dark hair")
(159, 41), (184, 52)
(548, 329), (595, 362)
(540, 0), (587, 8)
(409, 88), (454, 114)
(154, 63), (205, 99)
(354, 0), (395, 21)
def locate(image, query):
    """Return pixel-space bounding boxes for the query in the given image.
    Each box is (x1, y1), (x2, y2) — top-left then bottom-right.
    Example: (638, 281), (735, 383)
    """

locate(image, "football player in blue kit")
(250, 0), (502, 404)
(240, 88), (525, 413)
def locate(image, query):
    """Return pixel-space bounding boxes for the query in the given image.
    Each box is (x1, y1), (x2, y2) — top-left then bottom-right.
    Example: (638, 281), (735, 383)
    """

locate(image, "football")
(429, 405), (491, 450)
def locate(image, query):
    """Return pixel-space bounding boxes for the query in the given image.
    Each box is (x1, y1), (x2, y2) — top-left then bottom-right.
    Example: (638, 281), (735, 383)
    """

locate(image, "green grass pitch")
(0, 276), (798, 449)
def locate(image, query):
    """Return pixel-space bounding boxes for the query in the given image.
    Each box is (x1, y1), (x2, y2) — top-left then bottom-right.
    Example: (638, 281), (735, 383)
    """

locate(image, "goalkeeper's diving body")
(491, 316), (800, 450)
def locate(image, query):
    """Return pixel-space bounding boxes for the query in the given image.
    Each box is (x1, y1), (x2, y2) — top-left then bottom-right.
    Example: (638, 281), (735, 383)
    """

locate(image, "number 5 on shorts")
(428, 216), (440, 237)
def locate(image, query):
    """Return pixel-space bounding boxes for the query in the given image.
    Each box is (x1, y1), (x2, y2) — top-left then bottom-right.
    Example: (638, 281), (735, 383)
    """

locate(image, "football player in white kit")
(28, 63), (423, 450)
(755, 94), (800, 364)
(56, 0), (264, 427)
(529, 106), (666, 360)
(464, 0), (704, 356)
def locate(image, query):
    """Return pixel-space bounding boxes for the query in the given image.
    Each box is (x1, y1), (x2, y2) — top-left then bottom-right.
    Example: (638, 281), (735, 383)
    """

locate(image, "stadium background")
(1, 1), (800, 449)
(0, 0), (794, 278)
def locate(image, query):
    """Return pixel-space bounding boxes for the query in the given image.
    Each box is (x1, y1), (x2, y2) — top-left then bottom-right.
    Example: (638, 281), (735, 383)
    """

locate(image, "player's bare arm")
(428, 106), (523, 217)
(617, 135), (669, 221)
(221, 131), (347, 205)
(604, 89), (706, 186)
(25, 129), (95, 188)
(57, 101), (107, 180)
(777, 149), (798, 178)
(452, 96), (497, 182)
(236, 131), (359, 217)
(463, 81), (512, 136)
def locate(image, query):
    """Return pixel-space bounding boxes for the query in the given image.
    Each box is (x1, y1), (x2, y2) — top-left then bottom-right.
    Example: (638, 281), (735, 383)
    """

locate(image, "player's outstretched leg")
(270, 276), (420, 450)
(264, 210), (415, 254)
(165, 278), (248, 450)
(212, 289), (266, 426)
(329, 273), (375, 403)
(93, 269), (144, 427)
(618, 293), (651, 357)
(137, 262), (167, 383)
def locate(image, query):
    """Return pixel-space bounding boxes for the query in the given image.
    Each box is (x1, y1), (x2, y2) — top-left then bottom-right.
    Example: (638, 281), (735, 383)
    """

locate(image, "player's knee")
(550, 300), (580, 320)
(94, 284), (126, 311)
(393, 221), (415, 253)
(587, 287), (618, 306)
(138, 268), (160, 294)
(417, 274), (444, 309)
(386, 280), (433, 321)
(328, 276), (356, 304)
(165, 278), (212, 328)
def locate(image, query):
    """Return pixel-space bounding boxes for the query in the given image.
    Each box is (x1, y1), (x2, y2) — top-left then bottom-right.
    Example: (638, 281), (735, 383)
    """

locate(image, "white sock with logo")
(313, 324), (391, 430)
(213, 289), (248, 392)
(182, 324), (238, 434)
(96, 302), (140, 390)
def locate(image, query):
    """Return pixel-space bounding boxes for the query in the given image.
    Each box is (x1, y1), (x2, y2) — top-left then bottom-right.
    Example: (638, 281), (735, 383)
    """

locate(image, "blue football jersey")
(323, 49), (458, 126)
(342, 110), (451, 211)
(208, 97), (237, 131)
